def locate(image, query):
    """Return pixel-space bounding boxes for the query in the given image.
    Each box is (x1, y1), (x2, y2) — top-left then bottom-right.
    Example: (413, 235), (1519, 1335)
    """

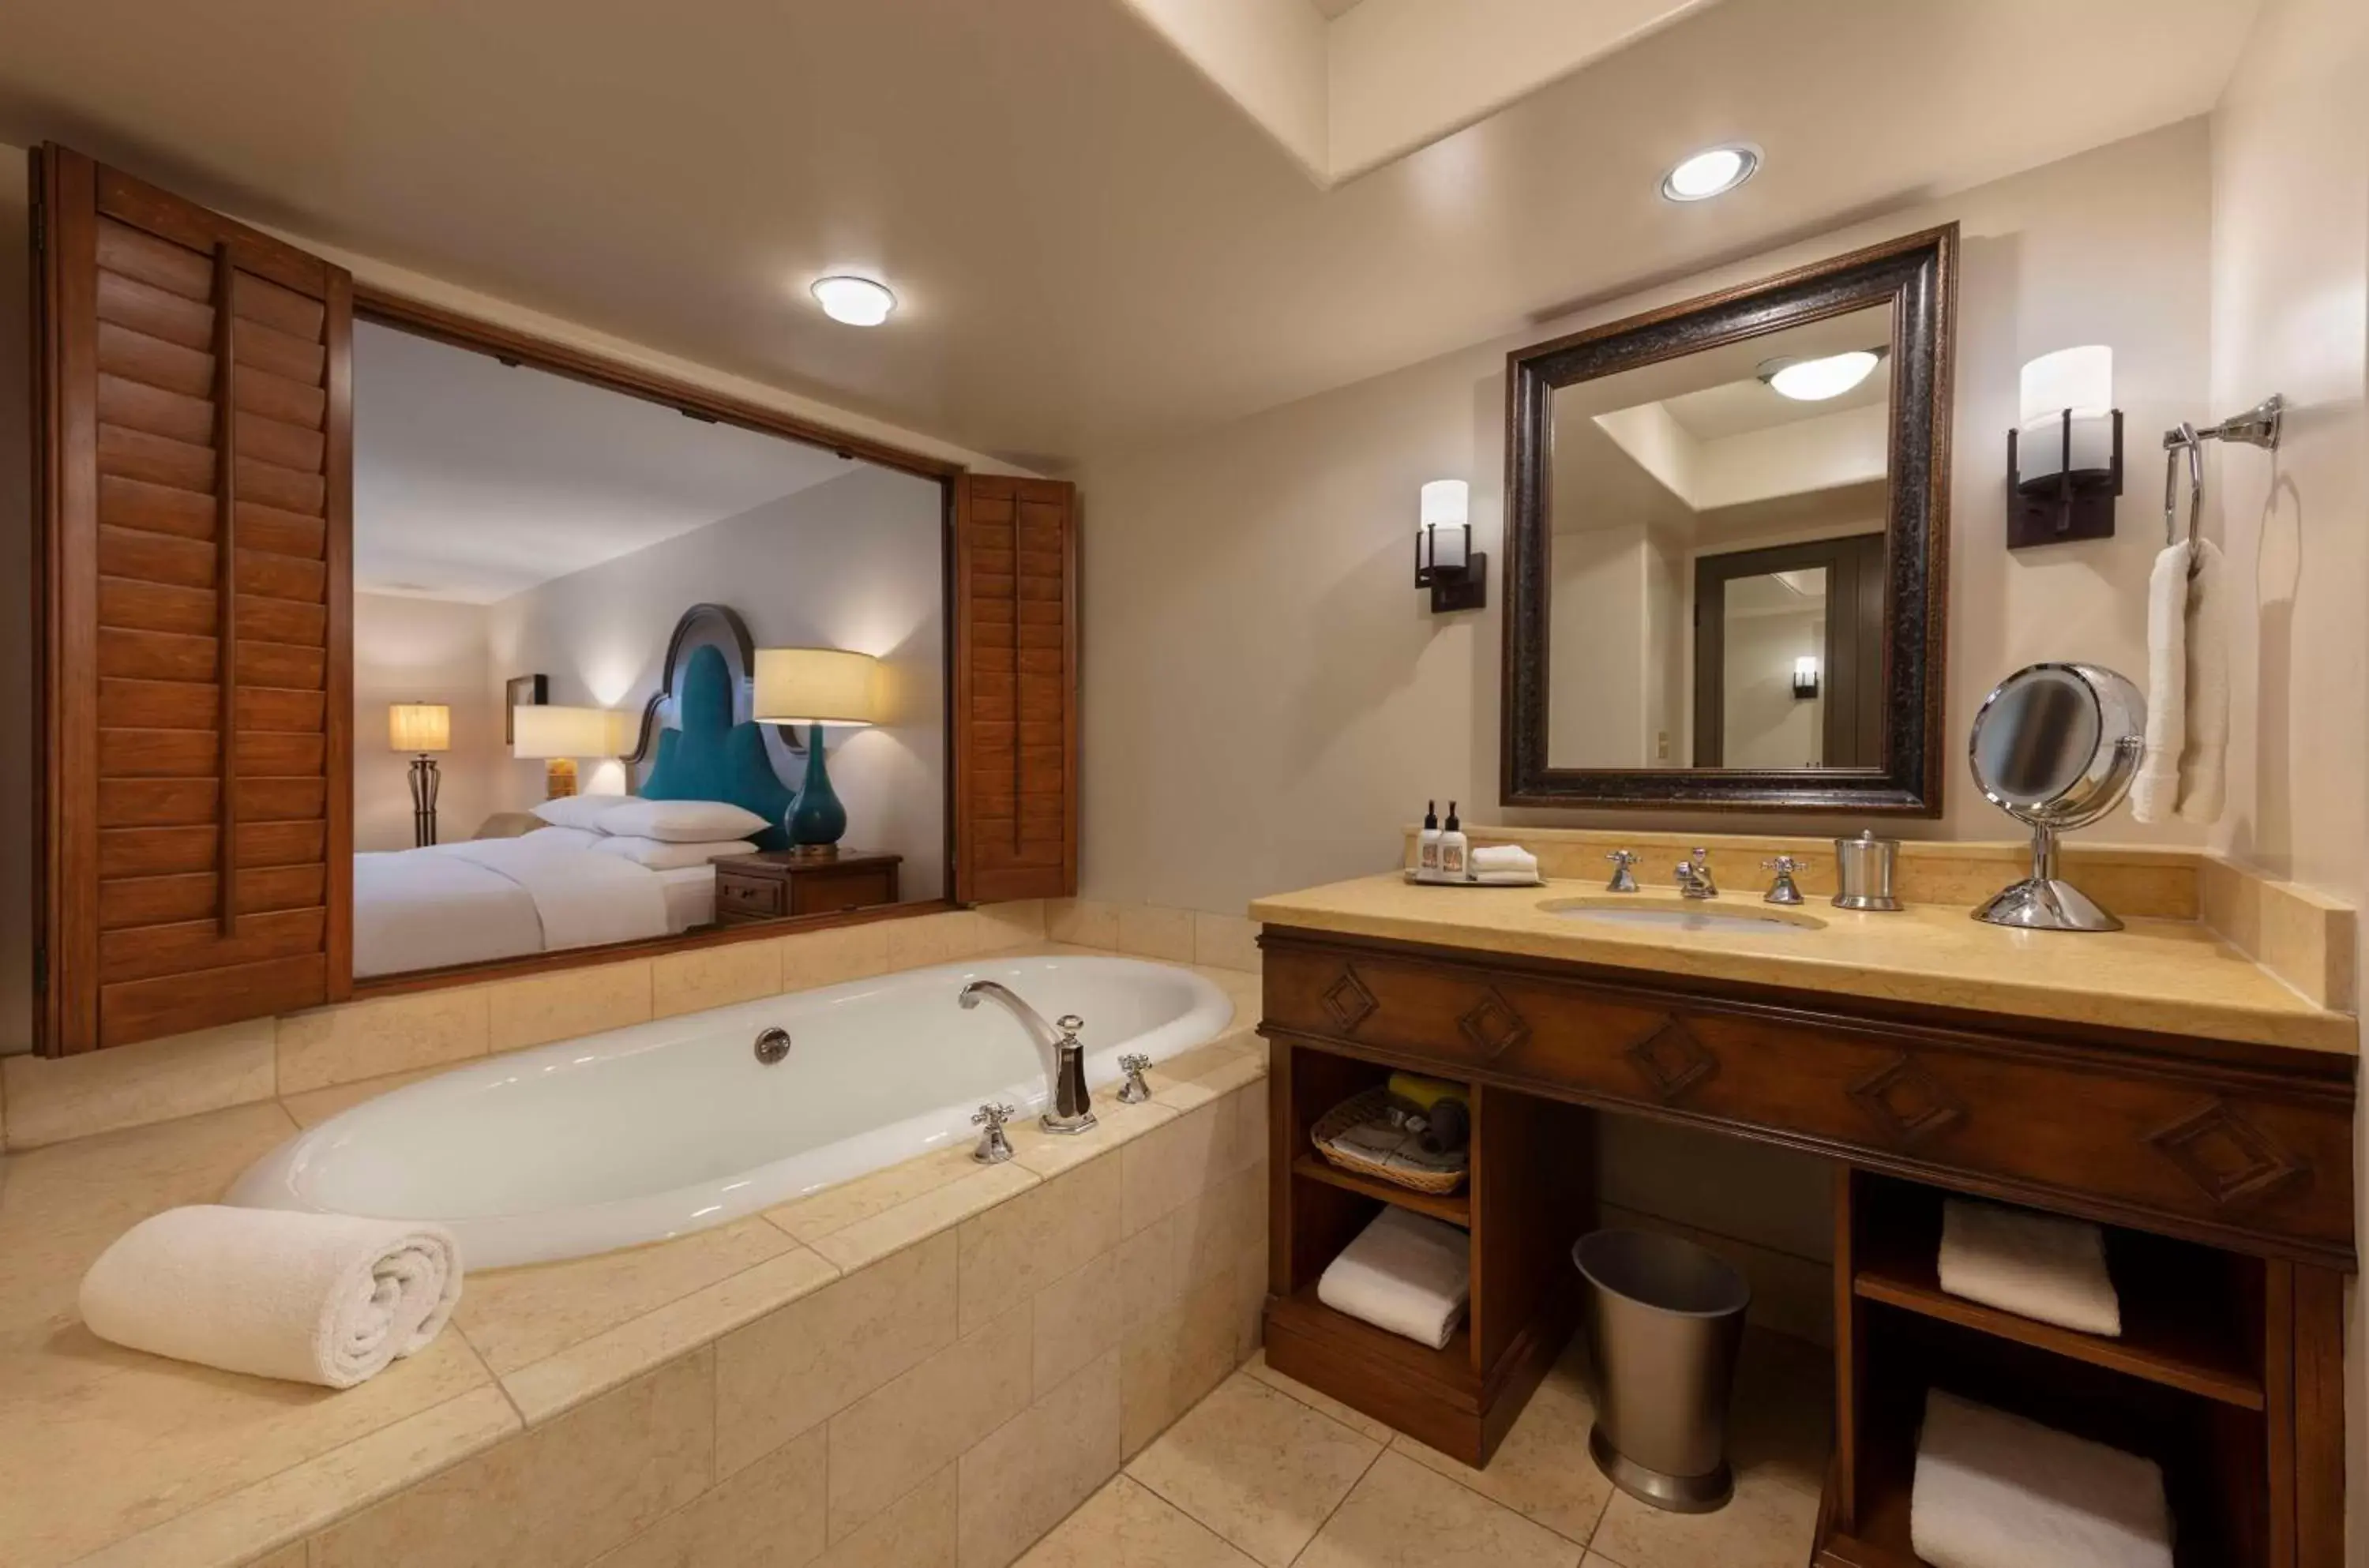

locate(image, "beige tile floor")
(1019, 1328), (1830, 1568)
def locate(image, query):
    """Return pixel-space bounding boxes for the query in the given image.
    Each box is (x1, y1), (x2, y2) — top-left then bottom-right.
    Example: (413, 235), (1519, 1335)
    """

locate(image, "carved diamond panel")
(1626, 1020), (1718, 1101)
(2148, 1101), (2304, 1206)
(1459, 989), (1530, 1057)
(1848, 1055), (1966, 1146)
(1320, 966), (1379, 1033)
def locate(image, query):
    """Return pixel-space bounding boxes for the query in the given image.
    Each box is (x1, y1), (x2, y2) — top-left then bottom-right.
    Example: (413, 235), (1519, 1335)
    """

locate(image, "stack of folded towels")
(1938, 1197), (2123, 1337)
(1317, 1207), (1470, 1349)
(1468, 845), (1541, 885)
(79, 1205), (464, 1388)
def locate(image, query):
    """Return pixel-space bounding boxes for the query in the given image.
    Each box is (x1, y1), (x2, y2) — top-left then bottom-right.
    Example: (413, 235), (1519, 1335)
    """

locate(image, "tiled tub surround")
(0, 901), (1267, 1152)
(0, 973), (1269, 1568)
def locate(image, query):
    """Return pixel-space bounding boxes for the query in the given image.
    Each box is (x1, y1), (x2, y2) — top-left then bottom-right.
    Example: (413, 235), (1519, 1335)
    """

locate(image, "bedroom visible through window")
(351, 321), (948, 981)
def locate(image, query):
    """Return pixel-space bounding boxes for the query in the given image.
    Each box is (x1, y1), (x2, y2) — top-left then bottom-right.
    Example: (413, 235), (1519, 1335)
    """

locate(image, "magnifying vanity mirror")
(1502, 227), (1957, 813)
(1967, 662), (2146, 931)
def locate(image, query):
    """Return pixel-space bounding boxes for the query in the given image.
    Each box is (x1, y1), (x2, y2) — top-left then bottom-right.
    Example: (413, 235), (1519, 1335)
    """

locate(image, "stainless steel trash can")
(1573, 1229), (1750, 1514)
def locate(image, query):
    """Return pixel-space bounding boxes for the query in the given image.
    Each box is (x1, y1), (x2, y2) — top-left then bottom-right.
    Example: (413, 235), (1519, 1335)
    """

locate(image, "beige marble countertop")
(1249, 876), (2358, 1055)
(0, 945), (1266, 1568)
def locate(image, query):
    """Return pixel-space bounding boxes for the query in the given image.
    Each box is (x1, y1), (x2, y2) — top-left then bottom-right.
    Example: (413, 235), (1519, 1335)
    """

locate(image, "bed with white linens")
(352, 797), (768, 977)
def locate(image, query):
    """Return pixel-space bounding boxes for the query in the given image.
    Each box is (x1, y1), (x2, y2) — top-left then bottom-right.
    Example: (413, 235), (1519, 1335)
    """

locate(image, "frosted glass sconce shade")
(2009, 345), (2123, 549)
(1415, 479), (1484, 613)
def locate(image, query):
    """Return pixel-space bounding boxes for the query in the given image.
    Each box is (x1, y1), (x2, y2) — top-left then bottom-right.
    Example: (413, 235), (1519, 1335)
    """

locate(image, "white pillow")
(595, 798), (769, 844)
(590, 835), (758, 871)
(523, 826), (601, 853)
(531, 794), (635, 831)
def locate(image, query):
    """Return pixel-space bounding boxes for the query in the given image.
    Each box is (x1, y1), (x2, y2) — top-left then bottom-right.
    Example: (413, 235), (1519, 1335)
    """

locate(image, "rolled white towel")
(2176, 538), (2227, 824)
(1912, 1390), (2172, 1568)
(1468, 844), (1538, 875)
(80, 1206), (462, 1389)
(1939, 1198), (2121, 1337)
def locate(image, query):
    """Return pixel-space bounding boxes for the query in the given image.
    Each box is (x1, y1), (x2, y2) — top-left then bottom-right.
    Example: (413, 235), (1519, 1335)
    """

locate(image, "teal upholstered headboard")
(633, 614), (796, 851)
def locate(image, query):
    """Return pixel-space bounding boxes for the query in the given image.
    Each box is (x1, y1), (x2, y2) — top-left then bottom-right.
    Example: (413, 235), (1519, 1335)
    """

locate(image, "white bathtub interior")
(230, 953), (1236, 1267)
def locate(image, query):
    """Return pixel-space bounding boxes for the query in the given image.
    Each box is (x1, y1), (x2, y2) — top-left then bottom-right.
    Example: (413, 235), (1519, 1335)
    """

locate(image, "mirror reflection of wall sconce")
(2008, 345), (2122, 549)
(512, 705), (629, 799)
(1792, 656), (1821, 700)
(1414, 479), (1486, 613)
(388, 703), (450, 847)
(753, 647), (881, 853)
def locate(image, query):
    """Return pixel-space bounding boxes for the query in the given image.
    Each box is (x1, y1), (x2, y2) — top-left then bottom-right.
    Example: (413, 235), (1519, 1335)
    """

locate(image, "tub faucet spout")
(958, 981), (1098, 1136)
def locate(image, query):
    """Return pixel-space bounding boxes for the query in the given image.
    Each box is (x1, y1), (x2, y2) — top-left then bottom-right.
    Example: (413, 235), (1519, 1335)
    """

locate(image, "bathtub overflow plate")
(754, 1027), (792, 1065)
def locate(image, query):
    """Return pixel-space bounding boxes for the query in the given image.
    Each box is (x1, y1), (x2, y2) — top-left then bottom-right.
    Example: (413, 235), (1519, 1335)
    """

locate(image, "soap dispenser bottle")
(1440, 803), (1469, 880)
(1417, 801), (1443, 877)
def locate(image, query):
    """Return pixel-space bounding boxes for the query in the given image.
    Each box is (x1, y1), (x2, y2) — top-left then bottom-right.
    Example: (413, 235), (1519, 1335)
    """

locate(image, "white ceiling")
(0, 0), (2258, 464)
(353, 321), (856, 603)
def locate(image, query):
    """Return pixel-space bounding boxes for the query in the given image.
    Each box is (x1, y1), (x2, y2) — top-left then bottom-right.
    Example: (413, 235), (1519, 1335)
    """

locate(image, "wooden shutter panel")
(954, 475), (1078, 903)
(32, 145), (351, 1054)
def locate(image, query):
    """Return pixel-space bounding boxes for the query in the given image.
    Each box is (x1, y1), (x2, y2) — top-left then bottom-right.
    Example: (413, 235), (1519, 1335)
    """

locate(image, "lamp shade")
(387, 703), (451, 753)
(753, 648), (880, 726)
(512, 704), (626, 759)
(2017, 346), (2116, 482)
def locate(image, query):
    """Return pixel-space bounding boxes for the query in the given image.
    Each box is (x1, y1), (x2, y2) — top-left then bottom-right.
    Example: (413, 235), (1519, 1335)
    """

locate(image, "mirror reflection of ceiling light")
(1759, 348), (1883, 402)
(810, 276), (896, 326)
(1660, 144), (1760, 202)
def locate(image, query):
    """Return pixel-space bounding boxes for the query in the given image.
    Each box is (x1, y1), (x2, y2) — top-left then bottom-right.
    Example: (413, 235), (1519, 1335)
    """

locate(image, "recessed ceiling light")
(1759, 349), (1883, 401)
(1660, 144), (1760, 202)
(810, 276), (896, 327)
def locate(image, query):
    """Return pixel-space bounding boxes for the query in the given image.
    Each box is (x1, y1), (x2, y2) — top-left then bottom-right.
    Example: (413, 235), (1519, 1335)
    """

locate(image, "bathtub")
(228, 953), (1234, 1268)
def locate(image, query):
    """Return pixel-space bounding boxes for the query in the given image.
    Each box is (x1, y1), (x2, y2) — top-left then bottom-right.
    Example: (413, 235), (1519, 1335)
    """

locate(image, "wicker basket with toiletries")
(1310, 1074), (1471, 1196)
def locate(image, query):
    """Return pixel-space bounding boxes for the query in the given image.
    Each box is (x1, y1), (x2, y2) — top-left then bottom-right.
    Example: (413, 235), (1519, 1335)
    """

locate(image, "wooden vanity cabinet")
(1258, 926), (2354, 1564)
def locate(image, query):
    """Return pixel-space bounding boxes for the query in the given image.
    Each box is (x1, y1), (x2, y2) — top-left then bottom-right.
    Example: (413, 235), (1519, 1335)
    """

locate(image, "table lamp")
(512, 704), (625, 799)
(753, 647), (880, 853)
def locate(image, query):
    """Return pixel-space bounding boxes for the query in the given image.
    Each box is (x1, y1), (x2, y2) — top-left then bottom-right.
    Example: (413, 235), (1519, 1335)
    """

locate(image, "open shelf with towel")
(1823, 1169), (2281, 1568)
(1265, 1038), (1594, 1465)
(1849, 1174), (2264, 1409)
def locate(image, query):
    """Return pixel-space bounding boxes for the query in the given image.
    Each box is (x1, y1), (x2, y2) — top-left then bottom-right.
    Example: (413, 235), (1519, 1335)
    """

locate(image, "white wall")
(352, 595), (504, 853)
(2205, 0), (2369, 1539)
(1075, 120), (2220, 919)
(484, 464), (948, 901)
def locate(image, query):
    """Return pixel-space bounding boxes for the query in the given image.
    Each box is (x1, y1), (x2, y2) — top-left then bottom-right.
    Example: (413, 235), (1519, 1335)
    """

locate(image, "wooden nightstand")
(711, 850), (903, 924)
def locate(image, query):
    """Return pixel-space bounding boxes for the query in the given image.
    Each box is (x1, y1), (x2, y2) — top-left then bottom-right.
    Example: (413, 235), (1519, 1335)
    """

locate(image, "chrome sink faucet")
(958, 981), (1098, 1135)
(1673, 847), (1719, 899)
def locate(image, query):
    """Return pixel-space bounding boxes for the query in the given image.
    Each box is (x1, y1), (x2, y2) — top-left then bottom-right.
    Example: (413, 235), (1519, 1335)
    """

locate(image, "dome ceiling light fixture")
(810, 275), (897, 327)
(1660, 144), (1761, 202)
(1757, 347), (1885, 402)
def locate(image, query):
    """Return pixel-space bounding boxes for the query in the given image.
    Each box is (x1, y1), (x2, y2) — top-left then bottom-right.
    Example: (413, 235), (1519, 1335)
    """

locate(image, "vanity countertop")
(1249, 875), (2358, 1055)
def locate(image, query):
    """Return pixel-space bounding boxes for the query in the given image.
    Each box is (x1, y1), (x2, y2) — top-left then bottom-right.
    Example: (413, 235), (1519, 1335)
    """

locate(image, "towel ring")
(2161, 393), (2285, 579)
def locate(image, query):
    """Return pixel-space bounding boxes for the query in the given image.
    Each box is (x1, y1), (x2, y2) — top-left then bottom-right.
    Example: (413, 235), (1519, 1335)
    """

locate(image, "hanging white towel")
(1317, 1206), (1470, 1349)
(1911, 1390), (2172, 1568)
(2176, 538), (2228, 823)
(2132, 539), (2228, 825)
(1938, 1199), (2121, 1337)
(79, 1205), (463, 1389)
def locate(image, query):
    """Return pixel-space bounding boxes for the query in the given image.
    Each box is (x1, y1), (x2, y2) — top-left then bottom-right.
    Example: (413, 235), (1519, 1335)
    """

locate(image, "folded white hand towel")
(1912, 1390), (2172, 1568)
(2133, 539), (2228, 825)
(80, 1206), (463, 1389)
(1317, 1206), (1469, 1350)
(1938, 1198), (2120, 1337)
(1469, 845), (1538, 874)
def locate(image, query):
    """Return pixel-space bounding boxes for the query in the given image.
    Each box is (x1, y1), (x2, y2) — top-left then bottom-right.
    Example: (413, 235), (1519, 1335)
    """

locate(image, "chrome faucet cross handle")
(971, 1103), (1018, 1164)
(1675, 847), (1718, 899)
(1604, 850), (1641, 894)
(1116, 1052), (1154, 1105)
(1761, 856), (1807, 906)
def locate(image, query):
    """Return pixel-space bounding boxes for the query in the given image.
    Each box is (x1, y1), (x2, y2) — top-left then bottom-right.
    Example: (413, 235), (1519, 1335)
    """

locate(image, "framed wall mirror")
(1501, 226), (1956, 813)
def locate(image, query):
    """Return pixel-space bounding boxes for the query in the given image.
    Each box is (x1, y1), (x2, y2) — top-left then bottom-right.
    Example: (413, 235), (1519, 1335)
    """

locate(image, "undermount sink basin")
(1540, 899), (1824, 936)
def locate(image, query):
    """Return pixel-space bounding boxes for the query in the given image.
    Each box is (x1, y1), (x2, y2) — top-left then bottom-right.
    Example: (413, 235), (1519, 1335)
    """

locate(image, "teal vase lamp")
(753, 647), (881, 853)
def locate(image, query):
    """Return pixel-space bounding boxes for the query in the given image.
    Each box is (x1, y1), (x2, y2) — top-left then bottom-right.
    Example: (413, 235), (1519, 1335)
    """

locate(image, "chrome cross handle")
(1762, 856), (1807, 906)
(971, 1103), (1018, 1164)
(1605, 850), (1641, 894)
(1116, 1052), (1154, 1105)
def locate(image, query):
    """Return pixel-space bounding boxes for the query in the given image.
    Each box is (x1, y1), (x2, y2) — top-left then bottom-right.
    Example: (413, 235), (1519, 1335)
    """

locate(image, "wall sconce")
(1792, 656), (1821, 700)
(2008, 345), (2122, 549)
(1414, 479), (1485, 612)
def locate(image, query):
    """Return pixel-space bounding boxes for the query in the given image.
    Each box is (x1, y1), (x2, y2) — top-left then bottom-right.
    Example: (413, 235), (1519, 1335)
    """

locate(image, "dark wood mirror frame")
(1500, 224), (1958, 815)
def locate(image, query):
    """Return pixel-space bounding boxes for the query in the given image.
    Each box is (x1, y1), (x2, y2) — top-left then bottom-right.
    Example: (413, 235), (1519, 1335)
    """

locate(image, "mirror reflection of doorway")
(1692, 535), (1885, 768)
